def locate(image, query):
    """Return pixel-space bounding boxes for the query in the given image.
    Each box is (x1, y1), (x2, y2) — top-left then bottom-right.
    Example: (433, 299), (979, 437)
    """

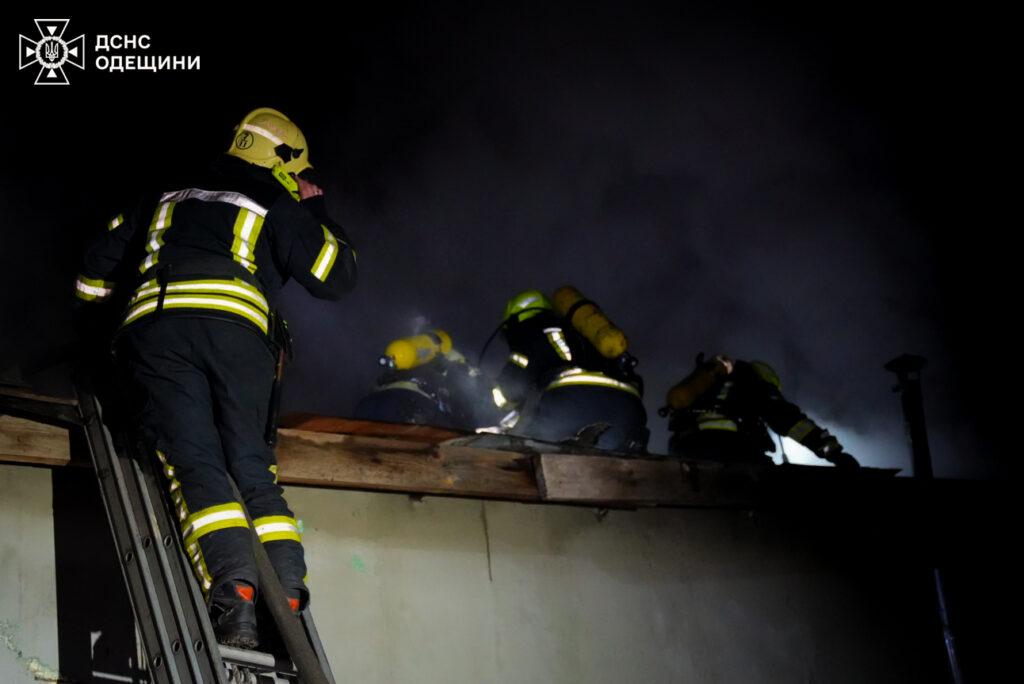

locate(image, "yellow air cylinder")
(552, 285), (628, 359)
(665, 358), (730, 410)
(382, 330), (453, 370)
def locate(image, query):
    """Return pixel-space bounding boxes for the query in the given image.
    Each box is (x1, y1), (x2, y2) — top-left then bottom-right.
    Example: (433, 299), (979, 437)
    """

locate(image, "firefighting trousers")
(117, 317), (307, 603)
(529, 385), (649, 453)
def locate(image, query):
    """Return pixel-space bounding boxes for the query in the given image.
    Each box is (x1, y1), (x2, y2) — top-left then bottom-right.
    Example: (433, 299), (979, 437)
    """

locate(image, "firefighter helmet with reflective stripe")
(750, 360), (781, 391)
(228, 108), (311, 196)
(504, 290), (553, 324)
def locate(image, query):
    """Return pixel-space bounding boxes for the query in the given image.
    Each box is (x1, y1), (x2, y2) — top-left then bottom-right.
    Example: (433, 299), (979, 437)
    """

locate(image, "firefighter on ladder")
(73, 108), (358, 648)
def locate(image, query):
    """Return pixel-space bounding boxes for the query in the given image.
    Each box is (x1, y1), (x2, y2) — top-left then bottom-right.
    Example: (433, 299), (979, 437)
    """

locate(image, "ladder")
(1, 385), (335, 683)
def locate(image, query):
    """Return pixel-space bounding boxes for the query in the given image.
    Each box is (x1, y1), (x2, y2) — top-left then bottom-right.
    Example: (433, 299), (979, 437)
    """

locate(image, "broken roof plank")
(1, 391), (900, 509)
(0, 414), (72, 467)
(535, 454), (763, 507)
(0, 386), (80, 428)
(276, 428), (541, 501)
(280, 414), (464, 443)
(536, 453), (686, 505)
(0, 409), (760, 508)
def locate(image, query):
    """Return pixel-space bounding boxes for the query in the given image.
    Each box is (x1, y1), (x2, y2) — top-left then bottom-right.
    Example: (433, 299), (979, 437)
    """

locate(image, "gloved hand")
(297, 176), (324, 201)
(814, 430), (841, 456)
(803, 428), (858, 470)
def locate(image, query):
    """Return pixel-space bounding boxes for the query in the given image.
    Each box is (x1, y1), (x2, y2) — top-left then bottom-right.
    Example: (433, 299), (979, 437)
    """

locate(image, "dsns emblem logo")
(19, 19), (86, 85)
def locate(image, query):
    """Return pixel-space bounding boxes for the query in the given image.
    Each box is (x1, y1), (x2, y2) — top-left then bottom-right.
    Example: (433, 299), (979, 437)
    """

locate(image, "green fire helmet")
(750, 360), (781, 391)
(227, 108), (311, 197)
(503, 290), (553, 324)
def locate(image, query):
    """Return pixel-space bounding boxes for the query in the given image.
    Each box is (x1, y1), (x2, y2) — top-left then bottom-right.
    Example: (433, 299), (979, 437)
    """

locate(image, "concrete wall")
(295, 488), (928, 684)
(1, 463), (951, 683)
(0, 465), (59, 683)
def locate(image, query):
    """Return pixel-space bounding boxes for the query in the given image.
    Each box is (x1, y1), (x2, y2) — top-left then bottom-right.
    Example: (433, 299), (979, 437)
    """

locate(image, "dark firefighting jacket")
(493, 310), (642, 411)
(74, 155), (357, 336)
(668, 360), (835, 457)
(361, 356), (497, 429)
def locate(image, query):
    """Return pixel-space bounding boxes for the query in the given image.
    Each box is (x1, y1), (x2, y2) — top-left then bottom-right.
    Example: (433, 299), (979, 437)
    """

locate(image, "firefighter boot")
(210, 580), (259, 649)
(286, 588), (309, 615)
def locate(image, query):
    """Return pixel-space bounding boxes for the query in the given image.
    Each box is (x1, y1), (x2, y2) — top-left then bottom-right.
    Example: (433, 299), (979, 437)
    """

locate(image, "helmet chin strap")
(272, 165), (301, 201)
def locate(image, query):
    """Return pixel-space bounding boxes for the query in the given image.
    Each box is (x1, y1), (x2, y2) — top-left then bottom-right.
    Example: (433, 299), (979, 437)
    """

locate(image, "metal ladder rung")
(219, 645), (296, 674)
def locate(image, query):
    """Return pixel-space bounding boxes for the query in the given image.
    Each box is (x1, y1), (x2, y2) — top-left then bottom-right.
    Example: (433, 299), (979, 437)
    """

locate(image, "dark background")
(1, 3), (1011, 477)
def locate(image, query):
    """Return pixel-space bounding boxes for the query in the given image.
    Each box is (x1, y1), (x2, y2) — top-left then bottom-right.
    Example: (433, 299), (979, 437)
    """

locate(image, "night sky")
(1, 4), (1008, 477)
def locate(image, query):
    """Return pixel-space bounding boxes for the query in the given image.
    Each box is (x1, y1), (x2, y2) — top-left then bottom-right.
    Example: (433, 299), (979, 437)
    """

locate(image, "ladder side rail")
(77, 390), (188, 684)
(131, 454), (227, 681)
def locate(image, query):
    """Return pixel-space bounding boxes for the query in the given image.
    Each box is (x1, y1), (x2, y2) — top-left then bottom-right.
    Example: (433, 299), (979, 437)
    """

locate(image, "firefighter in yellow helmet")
(227, 107), (313, 199)
(492, 288), (648, 453)
(73, 108), (357, 648)
(662, 354), (859, 468)
(354, 329), (497, 430)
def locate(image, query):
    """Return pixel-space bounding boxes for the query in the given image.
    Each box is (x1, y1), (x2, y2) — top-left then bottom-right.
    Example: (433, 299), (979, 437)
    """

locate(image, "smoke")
(1, 6), (992, 476)
(273, 7), (979, 474)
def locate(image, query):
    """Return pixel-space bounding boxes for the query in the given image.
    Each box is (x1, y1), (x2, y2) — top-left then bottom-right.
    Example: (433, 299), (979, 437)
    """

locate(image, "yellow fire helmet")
(227, 108), (311, 198)
(503, 289), (553, 324)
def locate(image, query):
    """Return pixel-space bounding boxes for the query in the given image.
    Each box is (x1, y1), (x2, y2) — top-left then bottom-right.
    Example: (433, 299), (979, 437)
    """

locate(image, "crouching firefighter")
(72, 108), (358, 648)
(662, 354), (859, 469)
(491, 287), (648, 453)
(354, 329), (497, 431)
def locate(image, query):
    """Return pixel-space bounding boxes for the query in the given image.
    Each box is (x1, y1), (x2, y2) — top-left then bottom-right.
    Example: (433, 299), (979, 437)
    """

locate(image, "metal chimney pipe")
(885, 353), (963, 684)
(884, 353), (933, 480)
